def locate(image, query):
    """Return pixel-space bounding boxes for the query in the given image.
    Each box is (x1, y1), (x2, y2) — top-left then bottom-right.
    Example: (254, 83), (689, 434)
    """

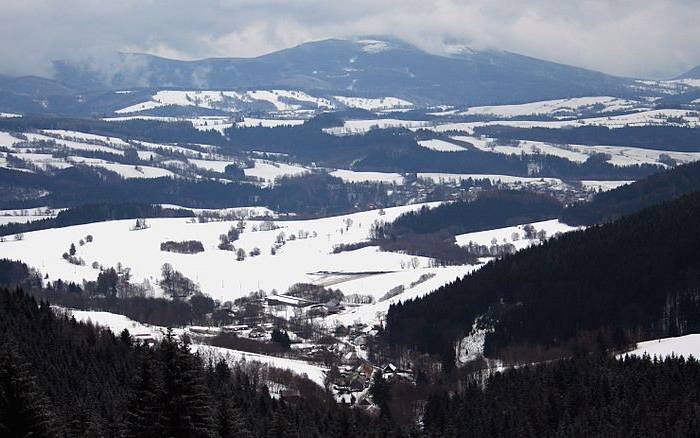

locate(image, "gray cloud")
(1, 0), (699, 79)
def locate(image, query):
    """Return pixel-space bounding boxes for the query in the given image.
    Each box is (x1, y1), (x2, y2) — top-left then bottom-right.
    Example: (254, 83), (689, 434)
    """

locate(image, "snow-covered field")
(115, 89), (334, 115)
(188, 158), (237, 173)
(247, 90), (333, 111)
(417, 139), (467, 152)
(235, 118), (306, 128)
(324, 119), (429, 135)
(430, 109), (700, 132)
(623, 334), (700, 359)
(84, 162), (176, 178)
(455, 219), (580, 251)
(115, 90), (248, 114)
(461, 96), (647, 119)
(158, 205), (275, 218)
(0, 203), (453, 303)
(449, 135), (700, 168)
(325, 264), (475, 327)
(333, 96), (412, 111)
(63, 308), (327, 385)
(0, 204), (587, 331)
(243, 159), (310, 183)
(417, 172), (566, 188)
(23, 132), (125, 155)
(193, 345), (327, 386)
(43, 129), (131, 147)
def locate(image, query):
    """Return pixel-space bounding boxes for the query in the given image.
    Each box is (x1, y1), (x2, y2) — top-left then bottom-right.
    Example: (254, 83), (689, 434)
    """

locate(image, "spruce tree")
(0, 346), (57, 438)
(124, 353), (165, 438)
(158, 332), (216, 437)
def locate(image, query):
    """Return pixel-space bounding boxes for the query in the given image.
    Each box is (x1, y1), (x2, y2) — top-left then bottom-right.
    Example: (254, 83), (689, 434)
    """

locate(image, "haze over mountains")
(5, 9), (700, 434)
(51, 37), (634, 103)
(0, 36), (697, 117)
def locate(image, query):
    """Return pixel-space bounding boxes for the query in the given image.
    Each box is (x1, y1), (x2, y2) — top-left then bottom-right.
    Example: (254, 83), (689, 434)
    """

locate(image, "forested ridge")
(4, 284), (700, 437)
(423, 354), (700, 437)
(364, 190), (561, 264)
(381, 190), (561, 236)
(0, 287), (400, 437)
(562, 159), (700, 225)
(476, 125), (700, 152)
(0, 114), (661, 181)
(0, 203), (193, 236)
(0, 167), (395, 215)
(387, 190), (700, 364)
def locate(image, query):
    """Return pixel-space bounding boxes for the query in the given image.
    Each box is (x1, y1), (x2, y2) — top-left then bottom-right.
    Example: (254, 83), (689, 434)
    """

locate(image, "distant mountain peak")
(677, 64), (700, 79)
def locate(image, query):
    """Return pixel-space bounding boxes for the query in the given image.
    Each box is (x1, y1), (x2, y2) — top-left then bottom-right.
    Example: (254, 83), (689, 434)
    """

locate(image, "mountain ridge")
(49, 37), (638, 106)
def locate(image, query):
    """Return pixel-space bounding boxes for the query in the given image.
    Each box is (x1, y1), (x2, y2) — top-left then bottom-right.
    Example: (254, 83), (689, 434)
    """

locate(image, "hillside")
(677, 64), (700, 79)
(561, 159), (700, 225)
(0, 286), (393, 436)
(49, 37), (634, 106)
(386, 190), (700, 364)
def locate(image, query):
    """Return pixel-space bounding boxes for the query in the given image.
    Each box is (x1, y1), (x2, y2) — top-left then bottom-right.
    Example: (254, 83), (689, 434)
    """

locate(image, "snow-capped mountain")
(50, 36), (636, 106)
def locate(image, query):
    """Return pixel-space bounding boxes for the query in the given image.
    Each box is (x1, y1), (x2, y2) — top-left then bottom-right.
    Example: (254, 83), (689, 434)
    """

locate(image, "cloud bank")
(1, 0), (699, 79)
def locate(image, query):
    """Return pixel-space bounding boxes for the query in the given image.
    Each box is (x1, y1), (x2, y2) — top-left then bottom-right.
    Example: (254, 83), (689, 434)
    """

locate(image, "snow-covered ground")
(325, 265), (477, 327)
(193, 345), (327, 386)
(245, 90), (331, 111)
(158, 205), (276, 218)
(329, 169), (404, 184)
(86, 162), (176, 178)
(114, 89), (333, 115)
(623, 334), (700, 359)
(65, 308), (171, 339)
(235, 118), (306, 128)
(430, 109), (700, 132)
(62, 307), (327, 385)
(324, 119), (429, 135)
(243, 159), (309, 183)
(0, 131), (22, 147)
(449, 135), (700, 168)
(188, 158), (237, 173)
(23, 133), (125, 155)
(115, 90), (248, 114)
(418, 172), (566, 188)
(0, 203), (453, 303)
(461, 96), (647, 119)
(333, 96), (412, 111)
(455, 219), (580, 251)
(417, 139), (467, 152)
(579, 180), (633, 191)
(43, 129), (131, 147)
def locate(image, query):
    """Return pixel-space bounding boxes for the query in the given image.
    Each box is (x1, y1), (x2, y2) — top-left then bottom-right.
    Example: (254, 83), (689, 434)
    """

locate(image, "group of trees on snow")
(366, 190), (561, 265)
(160, 240), (205, 254)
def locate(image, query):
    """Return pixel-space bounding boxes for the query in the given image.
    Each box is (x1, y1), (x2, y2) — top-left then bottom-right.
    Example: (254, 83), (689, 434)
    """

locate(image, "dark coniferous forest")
(387, 190), (700, 364)
(2, 11), (700, 435)
(4, 284), (700, 437)
(0, 287), (400, 437)
(562, 159), (700, 225)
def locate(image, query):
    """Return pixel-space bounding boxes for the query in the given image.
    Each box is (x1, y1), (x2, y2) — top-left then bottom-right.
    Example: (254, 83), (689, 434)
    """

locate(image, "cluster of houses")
(332, 362), (414, 410)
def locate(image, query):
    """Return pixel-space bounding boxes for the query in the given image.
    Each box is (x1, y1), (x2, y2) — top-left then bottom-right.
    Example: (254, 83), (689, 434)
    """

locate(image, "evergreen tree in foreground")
(0, 346), (57, 438)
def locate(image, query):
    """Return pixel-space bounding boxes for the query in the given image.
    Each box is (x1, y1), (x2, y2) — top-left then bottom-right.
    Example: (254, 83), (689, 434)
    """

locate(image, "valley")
(2, 26), (700, 436)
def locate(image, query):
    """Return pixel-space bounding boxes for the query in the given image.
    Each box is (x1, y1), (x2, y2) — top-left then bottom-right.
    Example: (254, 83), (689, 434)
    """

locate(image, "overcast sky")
(1, 0), (699, 79)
